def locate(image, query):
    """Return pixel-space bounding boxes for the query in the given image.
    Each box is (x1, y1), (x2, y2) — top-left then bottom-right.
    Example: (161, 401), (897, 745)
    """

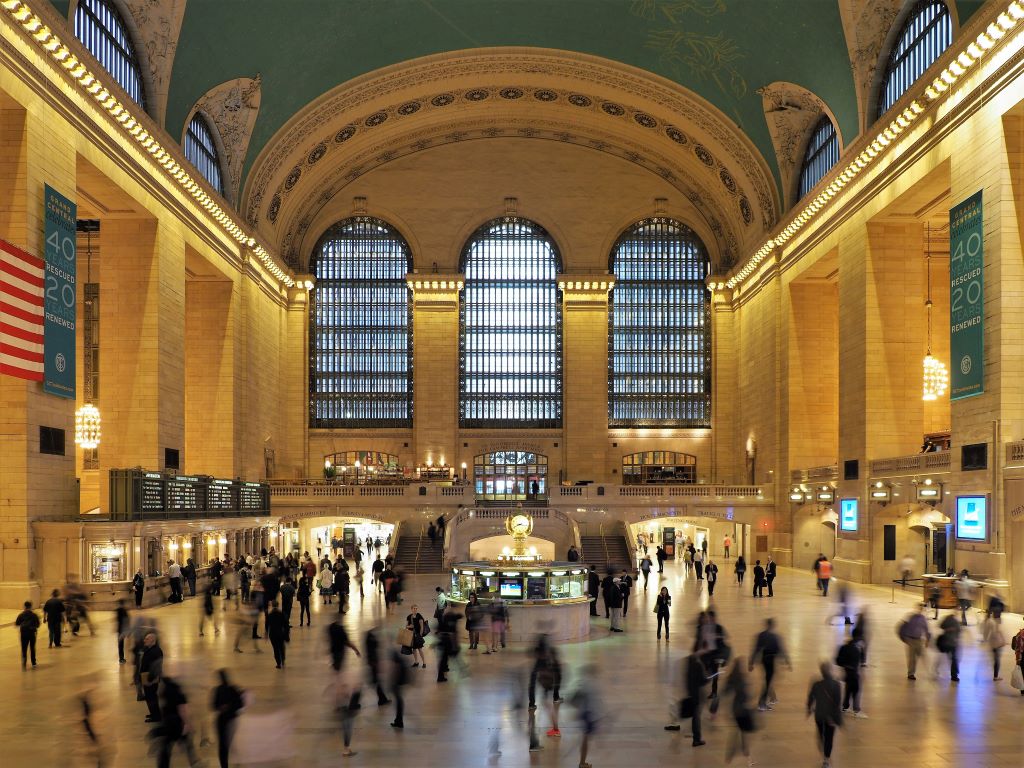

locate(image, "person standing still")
(606, 575), (624, 632)
(752, 560), (765, 598)
(133, 569), (146, 608)
(15, 601), (40, 668)
(806, 662), (843, 768)
(723, 535), (732, 559)
(167, 560), (183, 602)
(43, 589), (64, 648)
(656, 546), (666, 573)
(694, 548), (704, 581)
(735, 556), (747, 587)
(139, 632), (163, 723)
(267, 601), (288, 669)
(619, 570), (633, 617)
(297, 576), (312, 627)
(600, 570), (615, 620)
(705, 560), (719, 597)
(655, 587), (671, 640)
(588, 568), (600, 617)
(765, 556), (777, 597)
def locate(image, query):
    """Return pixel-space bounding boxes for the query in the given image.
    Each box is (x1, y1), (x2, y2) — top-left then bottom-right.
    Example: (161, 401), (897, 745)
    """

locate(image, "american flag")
(0, 238), (45, 382)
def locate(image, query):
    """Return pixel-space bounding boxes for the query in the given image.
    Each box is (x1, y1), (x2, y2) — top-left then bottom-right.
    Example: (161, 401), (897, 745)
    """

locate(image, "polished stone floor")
(3, 557), (1023, 767)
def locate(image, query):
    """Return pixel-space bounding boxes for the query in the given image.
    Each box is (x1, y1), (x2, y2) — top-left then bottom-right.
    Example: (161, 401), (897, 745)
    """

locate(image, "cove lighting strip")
(724, 0), (1024, 291)
(0, 0), (295, 288)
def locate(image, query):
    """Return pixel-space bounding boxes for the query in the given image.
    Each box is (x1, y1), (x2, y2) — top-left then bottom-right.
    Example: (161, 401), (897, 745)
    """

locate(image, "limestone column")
(709, 285), (737, 483)
(281, 284), (309, 477)
(408, 276), (463, 469)
(559, 274), (614, 482)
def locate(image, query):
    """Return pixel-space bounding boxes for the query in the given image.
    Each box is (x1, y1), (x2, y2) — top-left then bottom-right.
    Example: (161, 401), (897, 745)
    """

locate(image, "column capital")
(557, 273), (615, 307)
(406, 273), (464, 307)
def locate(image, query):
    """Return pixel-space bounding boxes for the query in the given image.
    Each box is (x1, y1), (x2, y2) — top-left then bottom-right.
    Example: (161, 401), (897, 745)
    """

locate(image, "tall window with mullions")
(460, 218), (562, 429)
(74, 0), (147, 110)
(798, 116), (840, 200)
(609, 218), (710, 428)
(876, 0), (951, 119)
(309, 218), (413, 428)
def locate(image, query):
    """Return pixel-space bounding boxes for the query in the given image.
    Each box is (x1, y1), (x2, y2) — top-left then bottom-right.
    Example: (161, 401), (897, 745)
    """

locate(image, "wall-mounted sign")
(955, 495), (987, 540)
(916, 485), (942, 502)
(43, 184), (76, 398)
(950, 191), (984, 400)
(839, 498), (858, 532)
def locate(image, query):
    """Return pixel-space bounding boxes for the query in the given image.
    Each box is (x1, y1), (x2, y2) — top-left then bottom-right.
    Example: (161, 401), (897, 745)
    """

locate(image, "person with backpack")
(405, 604), (430, 667)
(835, 636), (866, 717)
(898, 603), (931, 680)
(211, 669), (244, 768)
(639, 555), (653, 589)
(937, 612), (962, 681)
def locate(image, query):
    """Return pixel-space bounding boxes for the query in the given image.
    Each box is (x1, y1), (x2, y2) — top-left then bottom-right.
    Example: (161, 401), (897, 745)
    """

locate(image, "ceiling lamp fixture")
(923, 223), (949, 401)
(75, 222), (101, 450)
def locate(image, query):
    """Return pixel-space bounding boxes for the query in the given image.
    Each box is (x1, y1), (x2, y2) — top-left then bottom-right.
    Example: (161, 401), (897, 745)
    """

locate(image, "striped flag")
(0, 238), (46, 382)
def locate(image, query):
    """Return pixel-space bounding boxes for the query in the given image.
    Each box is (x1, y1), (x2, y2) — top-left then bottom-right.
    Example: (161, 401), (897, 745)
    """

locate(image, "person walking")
(266, 601), (289, 668)
(568, 665), (601, 768)
(898, 603), (931, 680)
(587, 568), (600, 616)
(765, 556), (777, 597)
(817, 556), (833, 596)
(15, 601), (40, 669)
(328, 615), (361, 672)
(735, 556), (747, 586)
(527, 633), (563, 739)
(813, 554), (825, 592)
(898, 554), (916, 588)
(639, 555), (653, 589)
(155, 676), (199, 768)
(836, 636), (866, 717)
(672, 650), (710, 747)
(752, 560), (765, 598)
(42, 589), (64, 648)
(388, 646), (411, 729)
(938, 612), (962, 681)
(279, 578), (296, 626)
(619, 569), (633, 617)
(365, 625), (392, 705)
(139, 632), (163, 723)
(490, 597), (508, 651)
(436, 607), (462, 682)
(133, 569), (146, 608)
(183, 558), (197, 597)
(199, 587), (220, 637)
(723, 535), (732, 559)
(694, 548), (704, 580)
(655, 587), (671, 641)
(954, 570), (977, 626)
(116, 599), (130, 663)
(723, 659), (756, 766)
(706, 560), (719, 597)
(211, 670), (244, 768)
(656, 545), (666, 573)
(749, 618), (790, 710)
(297, 576), (312, 627)
(806, 662), (843, 768)
(465, 592), (485, 650)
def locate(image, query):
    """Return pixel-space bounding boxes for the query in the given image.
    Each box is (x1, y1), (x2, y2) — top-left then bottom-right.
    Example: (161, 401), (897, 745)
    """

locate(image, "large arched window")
(609, 218), (710, 427)
(798, 116), (840, 200)
(184, 113), (224, 195)
(460, 218), (562, 429)
(309, 218), (413, 428)
(74, 0), (146, 109)
(877, 0), (952, 118)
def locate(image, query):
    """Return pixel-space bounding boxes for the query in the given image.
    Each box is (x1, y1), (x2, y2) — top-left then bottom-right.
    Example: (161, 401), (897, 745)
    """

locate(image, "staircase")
(580, 535), (632, 575)
(392, 526), (445, 573)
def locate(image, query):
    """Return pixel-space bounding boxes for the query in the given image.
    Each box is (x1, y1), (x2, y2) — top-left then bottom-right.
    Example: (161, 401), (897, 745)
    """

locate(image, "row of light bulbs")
(0, 0), (294, 288)
(726, 1), (1024, 291)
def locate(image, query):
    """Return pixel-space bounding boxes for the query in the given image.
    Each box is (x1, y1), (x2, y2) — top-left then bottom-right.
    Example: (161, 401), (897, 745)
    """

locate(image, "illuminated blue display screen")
(956, 496), (987, 540)
(839, 499), (858, 532)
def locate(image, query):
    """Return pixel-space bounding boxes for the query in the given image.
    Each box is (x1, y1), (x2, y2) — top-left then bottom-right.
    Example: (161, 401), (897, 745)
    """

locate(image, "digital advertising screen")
(839, 498), (858, 532)
(956, 495), (987, 540)
(499, 578), (523, 599)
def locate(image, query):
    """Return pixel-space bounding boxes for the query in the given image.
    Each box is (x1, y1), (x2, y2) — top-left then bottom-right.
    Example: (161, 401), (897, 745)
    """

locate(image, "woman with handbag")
(1010, 621), (1024, 694)
(319, 565), (334, 605)
(405, 606), (429, 667)
(655, 587), (672, 640)
(981, 614), (1007, 681)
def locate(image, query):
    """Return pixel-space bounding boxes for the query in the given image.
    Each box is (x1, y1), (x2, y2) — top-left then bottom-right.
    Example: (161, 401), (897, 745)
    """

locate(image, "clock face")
(509, 514), (531, 535)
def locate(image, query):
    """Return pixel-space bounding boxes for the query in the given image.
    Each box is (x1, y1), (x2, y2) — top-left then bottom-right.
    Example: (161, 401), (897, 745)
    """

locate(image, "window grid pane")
(798, 116), (840, 200)
(459, 218), (562, 429)
(74, 0), (146, 109)
(184, 114), (224, 195)
(309, 218), (413, 428)
(608, 218), (710, 428)
(877, 0), (951, 118)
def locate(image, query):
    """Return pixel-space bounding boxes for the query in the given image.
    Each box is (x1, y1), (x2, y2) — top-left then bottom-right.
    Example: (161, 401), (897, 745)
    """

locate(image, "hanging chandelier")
(922, 222), (949, 401)
(75, 403), (101, 449)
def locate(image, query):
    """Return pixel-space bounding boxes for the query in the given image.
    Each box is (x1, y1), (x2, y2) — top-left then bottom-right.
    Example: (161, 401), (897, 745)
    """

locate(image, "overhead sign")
(43, 184), (76, 398)
(949, 191), (983, 400)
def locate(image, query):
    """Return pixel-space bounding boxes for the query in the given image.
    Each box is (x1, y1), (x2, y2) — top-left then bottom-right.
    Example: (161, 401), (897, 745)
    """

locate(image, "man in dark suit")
(752, 560), (766, 598)
(766, 556), (778, 597)
(587, 568), (600, 617)
(601, 570), (616, 619)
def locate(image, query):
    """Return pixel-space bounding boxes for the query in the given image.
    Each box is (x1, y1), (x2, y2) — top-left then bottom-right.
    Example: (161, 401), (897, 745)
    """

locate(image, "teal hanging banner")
(43, 184), (77, 399)
(949, 191), (983, 401)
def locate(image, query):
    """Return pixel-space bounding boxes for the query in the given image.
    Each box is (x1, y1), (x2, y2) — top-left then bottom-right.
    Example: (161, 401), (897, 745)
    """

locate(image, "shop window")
(460, 218), (562, 428)
(876, 0), (952, 118)
(309, 218), (413, 428)
(609, 218), (710, 427)
(91, 542), (126, 582)
(621, 451), (696, 484)
(74, 0), (147, 110)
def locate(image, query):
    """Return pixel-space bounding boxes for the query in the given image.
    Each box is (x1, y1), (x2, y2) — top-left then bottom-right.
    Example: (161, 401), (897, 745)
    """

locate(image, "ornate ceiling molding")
(838, 0), (904, 133)
(242, 48), (780, 265)
(120, 0), (186, 126)
(185, 75), (262, 206)
(759, 82), (842, 209)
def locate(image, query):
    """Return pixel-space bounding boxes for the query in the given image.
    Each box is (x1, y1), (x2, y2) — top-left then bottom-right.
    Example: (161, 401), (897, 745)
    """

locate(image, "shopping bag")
(396, 627), (414, 647)
(1011, 665), (1024, 690)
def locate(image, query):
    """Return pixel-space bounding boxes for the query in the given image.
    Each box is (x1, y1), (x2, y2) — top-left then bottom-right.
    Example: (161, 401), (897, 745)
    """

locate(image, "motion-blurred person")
(355, 561), (365, 599)
(15, 600), (39, 668)
(279, 577), (296, 626)
(328, 615), (361, 672)
(405, 604), (429, 667)
(386, 567), (404, 612)
(749, 618), (790, 710)
(183, 557), (197, 597)
(806, 662), (843, 768)
(436, 606), (463, 682)
(640, 554), (653, 589)
(697, 609), (731, 700)
(466, 592), (486, 650)
(66, 579), (95, 635)
(115, 599), (130, 663)
(723, 659), (756, 766)
(153, 677), (199, 768)
(1012, 620), (1024, 695)
(835, 635), (866, 717)
(267, 601), (289, 669)
(655, 587), (672, 641)
(981, 613), (1007, 681)
(364, 624), (392, 705)
(333, 651), (363, 758)
(232, 600), (260, 654)
(133, 569), (146, 608)
(937, 612), (962, 681)
(817, 556), (833, 596)
(898, 553), (916, 588)
(706, 559), (719, 597)
(568, 664), (602, 768)
(79, 689), (114, 768)
(139, 632), (163, 722)
(199, 586), (220, 637)
(527, 632), (562, 738)
(297, 576), (312, 627)
(897, 603), (931, 680)
(211, 670), (244, 768)
(222, 561), (239, 609)
(388, 646), (411, 728)
(852, 610), (869, 665)
(955, 570), (977, 626)
(587, 567), (600, 616)
(43, 589), (64, 648)
(490, 596), (508, 651)
(665, 650), (711, 747)
(828, 583), (852, 626)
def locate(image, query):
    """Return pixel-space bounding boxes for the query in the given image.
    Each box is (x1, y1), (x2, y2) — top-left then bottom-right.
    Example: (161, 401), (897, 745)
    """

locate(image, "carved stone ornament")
(838, 0), (904, 133)
(121, 0), (187, 125)
(187, 76), (262, 205)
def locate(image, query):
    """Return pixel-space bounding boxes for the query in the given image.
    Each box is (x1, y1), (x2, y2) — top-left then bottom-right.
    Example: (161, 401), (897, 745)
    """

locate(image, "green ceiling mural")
(47, 0), (986, 193)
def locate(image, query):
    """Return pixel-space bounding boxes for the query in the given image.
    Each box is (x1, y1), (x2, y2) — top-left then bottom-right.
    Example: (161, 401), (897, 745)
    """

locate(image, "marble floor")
(3, 559), (1022, 767)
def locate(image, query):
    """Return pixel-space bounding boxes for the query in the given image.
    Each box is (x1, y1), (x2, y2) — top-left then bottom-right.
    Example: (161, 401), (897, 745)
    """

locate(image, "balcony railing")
(869, 451), (951, 477)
